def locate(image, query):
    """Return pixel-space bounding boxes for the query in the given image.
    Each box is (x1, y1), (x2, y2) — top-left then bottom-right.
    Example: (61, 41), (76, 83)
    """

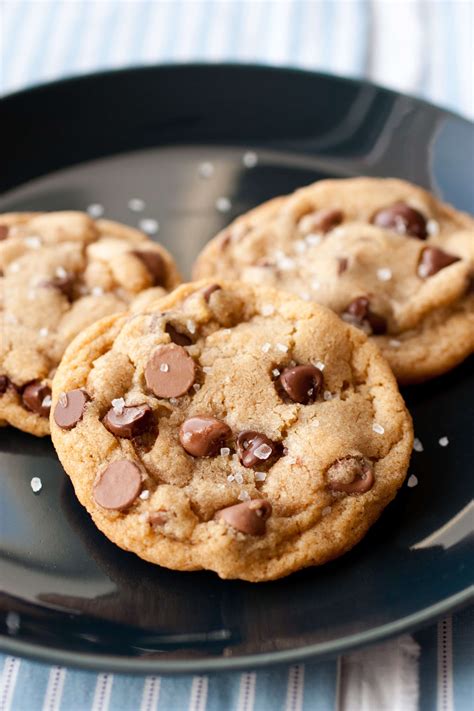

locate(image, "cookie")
(193, 178), (474, 383)
(50, 280), (413, 581)
(0, 211), (181, 436)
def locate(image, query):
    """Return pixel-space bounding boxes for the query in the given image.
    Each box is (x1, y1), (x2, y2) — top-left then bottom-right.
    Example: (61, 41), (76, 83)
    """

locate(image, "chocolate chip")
(93, 460), (142, 510)
(22, 381), (51, 417)
(326, 456), (374, 494)
(337, 257), (348, 274)
(145, 344), (196, 398)
(237, 431), (282, 469)
(179, 416), (231, 456)
(278, 365), (323, 404)
(133, 250), (166, 286)
(343, 297), (387, 335)
(0, 225), (9, 240)
(309, 208), (344, 233)
(165, 323), (192, 346)
(372, 202), (427, 239)
(202, 284), (221, 302)
(40, 273), (75, 300)
(103, 404), (153, 438)
(54, 389), (90, 429)
(418, 247), (461, 278)
(0, 375), (9, 395)
(215, 499), (272, 535)
(149, 511), (168, 526)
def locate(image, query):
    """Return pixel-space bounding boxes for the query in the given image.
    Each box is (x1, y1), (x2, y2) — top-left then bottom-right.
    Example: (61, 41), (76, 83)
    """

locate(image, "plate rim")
(1, 62), (473, 673)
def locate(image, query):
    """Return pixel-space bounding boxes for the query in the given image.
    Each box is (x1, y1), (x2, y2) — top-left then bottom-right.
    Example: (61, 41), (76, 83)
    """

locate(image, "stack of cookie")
(1, 178), (472, 581)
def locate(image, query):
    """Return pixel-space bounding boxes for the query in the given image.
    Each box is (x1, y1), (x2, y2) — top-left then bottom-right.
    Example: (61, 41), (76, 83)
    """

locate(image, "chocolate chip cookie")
(0, 211), (181, 436)
(50, 280), (413, 581)
(193, 178), (474, 383)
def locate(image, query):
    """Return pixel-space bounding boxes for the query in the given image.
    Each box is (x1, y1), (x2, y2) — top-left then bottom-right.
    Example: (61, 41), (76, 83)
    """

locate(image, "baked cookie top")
(0, 211), (181, 436)
(193, 178), (474, 383)
(50, 280), (413, 581)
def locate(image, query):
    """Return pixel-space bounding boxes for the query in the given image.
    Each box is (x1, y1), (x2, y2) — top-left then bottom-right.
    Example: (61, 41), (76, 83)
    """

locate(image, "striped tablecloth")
(1, 2), (473, 710)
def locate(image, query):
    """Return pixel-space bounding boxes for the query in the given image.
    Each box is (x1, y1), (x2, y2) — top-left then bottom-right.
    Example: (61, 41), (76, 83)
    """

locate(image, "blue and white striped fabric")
(1, 2), (473, 710)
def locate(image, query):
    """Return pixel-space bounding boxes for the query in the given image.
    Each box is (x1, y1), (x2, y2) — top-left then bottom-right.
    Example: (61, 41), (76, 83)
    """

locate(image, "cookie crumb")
(439, 436), (449, 447)
(128, 198), (145, 212)
(407, 475), (418, 488)
(30, 477), (42, 493)
(216, 197), (232, 213)
(87, 203), (104, 218)
(243, 151), (258, 168)
(139, 218), (159, 235)
(372, 423), (385, 434)
(413, 437), (424, 452)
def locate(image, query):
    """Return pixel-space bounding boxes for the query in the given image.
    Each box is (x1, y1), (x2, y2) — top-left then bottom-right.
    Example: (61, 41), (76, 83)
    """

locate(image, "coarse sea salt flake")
(255, 472), (267, 482)
(254, 443), (272, 460)
(323, 391), (332, 401)
(140, 490), (150, 500)
(42, 395), (52, 408)
(427, 219), (440, 236)
(234, 472), (244, 485)
(261, 304), (275, 316)
(306, 233), (322, 247)
(59, 392), (68, 408)
(56, 266), (67, 279)
(312, 419), (320, 428)
(276, 343), (288, 353)
(243, 151), (258, 168)
(25, 235), (41, 248)
(160, 363), (169, 372)
(407, 475), (418, 488)
(202, 366), (212, 374)
(91, 286), (104, 296)
(227, 474), (235, 483)
(39, 327), (49, 337)
(272, 368), (280, 377)
(372, 423), (385, 435)
(112, 397), (125, 414)
(220, 447), (230, 456)
(193, 383), (201, 392)
(262, 342), (271, 353)
(216, 197), (231, 213)
(377, 267), (392, 282)
(186, 319), (196, 334)
(87, 203), (104, 218)
(314, 361), (325, 371)
(31, 477), (42, 493)
(439, 436), (449, 447)
(139, 218), (159, 235)
(238, 490), (250, 501)
(413, 438), (424, 452)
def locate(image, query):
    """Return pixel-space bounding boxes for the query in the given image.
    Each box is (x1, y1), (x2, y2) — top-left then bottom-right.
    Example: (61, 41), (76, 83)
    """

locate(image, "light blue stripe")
(0, 0), (31, 92)
(160, 0), (183, 61)
(10, 657), (50, 710)
(129, 0), (157, 64)
(254, 664), (291, 710)
(22, 0), (59, 87)
(107, 672), (147, 709)
(156, 675), (193, 709)
(223, 0), (245, 60)
(56, 1), (92, 76)
(205, 670), (245, 711)
(59, 667), (102, 710)
(287, 0), (305, 65)
(441, 0), (460, 111)
(303, 659), (339, 711)
(191, 0), (214, 59)
(452, 607), (474, 711)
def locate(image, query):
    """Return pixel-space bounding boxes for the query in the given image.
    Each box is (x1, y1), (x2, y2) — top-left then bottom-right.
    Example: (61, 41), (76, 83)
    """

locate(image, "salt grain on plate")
(242, 151), (258, 168)
(389, 339), (402, 348)
(439, 436), (449, 447)
(413, 437), (424, 452)
(30, 477), (42, 493)
(407, 475), (418, 488)
(215, 197), (231, 213)
(198, 162), (214, 178)
(87, 203), (104, 218)
(139, 218), (159, 235)
(372, 423), (385, 435)
(128, 198), (145, 212)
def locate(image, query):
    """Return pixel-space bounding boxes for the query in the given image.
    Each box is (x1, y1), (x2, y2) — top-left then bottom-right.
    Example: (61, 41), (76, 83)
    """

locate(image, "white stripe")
(233, 0), (266, 63)
(140, 676), (161, 711)
(285, 664), (304, 711)
(263, 0), (293, 66)
(91, 673), (113, 711)
(331, 0), (365, 76)
(42, 666), (66, 711)
(173, 1), (204, 61)
(188, 675), (208, 711)
(236, 672), (256, 711)
(437, 616), (454, 711)
(296, 1), (325, 70)
(0, 656), (21, 711)
(140, 2), (173, 64)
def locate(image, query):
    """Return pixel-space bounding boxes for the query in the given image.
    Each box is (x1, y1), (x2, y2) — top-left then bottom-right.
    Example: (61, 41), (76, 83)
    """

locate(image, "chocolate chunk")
(326, 456), (374, 494)
(0, 375), (9, 395)
(343, 297), (387, 335)
(93, 460), (142, 510)
(149, 511), (168, 526)
(309, 208), (344, 233)
(337, 257), (348, 274)
(418, 247), (461, 278)
(103, 404), (153, 438)
(133, 250), (166, 286)
(0, 225), (9, 240)
(145, 344), (196, 398)
(41, 272), (75, 300)
(54, 389), (90, 429)
(215, 499), (272, 536)
(237, 430), (282, 469)
(165, 323), (192, 347)
(22, 381), (52, 417)
(372, 202), (427, 239)
(278, 365), (323, 404)
(179, 416), (231, 456)
(202, 284), (221, 302)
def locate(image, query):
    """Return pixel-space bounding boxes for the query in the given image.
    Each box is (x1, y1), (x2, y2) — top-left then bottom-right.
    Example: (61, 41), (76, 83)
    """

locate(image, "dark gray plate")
(0, 64), (473, 673)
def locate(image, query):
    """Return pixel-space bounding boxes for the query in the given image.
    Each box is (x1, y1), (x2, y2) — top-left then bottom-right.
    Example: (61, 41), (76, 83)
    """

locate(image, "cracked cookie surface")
(0, 211), (181, 436)
(193, 178), (474, 383)
(51, 280), (413, 581)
